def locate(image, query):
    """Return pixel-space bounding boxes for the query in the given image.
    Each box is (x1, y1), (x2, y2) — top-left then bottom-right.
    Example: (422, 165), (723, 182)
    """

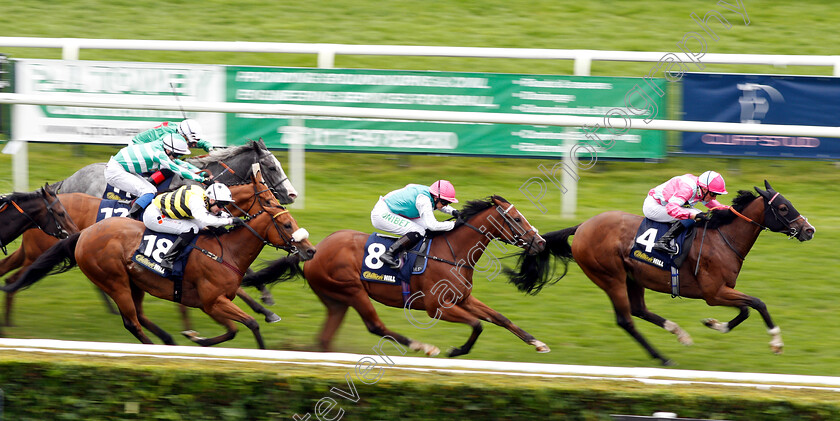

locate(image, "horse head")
(459, 195), (545, 255)
(244, 163), (316, 260)
(36, 183), (79, 239)
(755, 180), (815, 242)
(186, 139), (297, 204)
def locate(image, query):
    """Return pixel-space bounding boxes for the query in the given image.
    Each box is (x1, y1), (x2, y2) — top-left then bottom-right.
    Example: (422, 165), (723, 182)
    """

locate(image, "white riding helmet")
(205, 183), (233, 203)
(177, 119), (204, 145)
(161, 133), (190, 155)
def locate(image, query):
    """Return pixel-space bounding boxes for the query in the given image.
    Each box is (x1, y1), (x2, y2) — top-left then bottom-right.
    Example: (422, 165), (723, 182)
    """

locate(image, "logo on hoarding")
(737, 83), (784, 124)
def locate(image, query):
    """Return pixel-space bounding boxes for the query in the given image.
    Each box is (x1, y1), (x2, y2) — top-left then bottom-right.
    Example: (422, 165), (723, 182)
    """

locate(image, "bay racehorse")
(1, 182), (284, 327)
(243, 195), (549, 357)
(3, 169), (316, 348)
(0, 184), (78, 254)
(53, 139), (298, 204)
(506, 181), (815, 365)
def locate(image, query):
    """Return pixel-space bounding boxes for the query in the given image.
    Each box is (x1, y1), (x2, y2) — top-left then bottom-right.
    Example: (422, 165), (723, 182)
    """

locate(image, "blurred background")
(1, 0), (839, 395)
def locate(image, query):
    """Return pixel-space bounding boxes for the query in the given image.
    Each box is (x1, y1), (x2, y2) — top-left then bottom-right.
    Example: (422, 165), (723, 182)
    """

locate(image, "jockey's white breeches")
(643, 195), (677, 223)
(371, 197), (427, 236)
(143, 205), (201, 235)
(104, 158), (156, 199)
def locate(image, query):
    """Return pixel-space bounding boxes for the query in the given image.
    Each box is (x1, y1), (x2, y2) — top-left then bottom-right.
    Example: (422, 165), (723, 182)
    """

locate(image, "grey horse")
(52, 139), (298, 204)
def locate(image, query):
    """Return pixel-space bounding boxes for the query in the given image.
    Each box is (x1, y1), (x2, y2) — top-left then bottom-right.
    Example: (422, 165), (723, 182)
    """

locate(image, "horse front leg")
(459, 295), (549, 353)
(702, 286), (782, 354)
(236, 287), (280, 323)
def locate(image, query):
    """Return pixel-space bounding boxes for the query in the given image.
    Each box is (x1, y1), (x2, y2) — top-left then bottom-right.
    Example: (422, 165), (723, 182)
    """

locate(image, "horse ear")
(754, 186), (769, 198)
(764, 180), (775, 192)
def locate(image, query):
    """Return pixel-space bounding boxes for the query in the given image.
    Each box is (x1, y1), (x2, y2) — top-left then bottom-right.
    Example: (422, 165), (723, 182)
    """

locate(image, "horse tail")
(2, 232), (81, 293)
(241, 255), (304, 288)
(505, 225), (579, 295)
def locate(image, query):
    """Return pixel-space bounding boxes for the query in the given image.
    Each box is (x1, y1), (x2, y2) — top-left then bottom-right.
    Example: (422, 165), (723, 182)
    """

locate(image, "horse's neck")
(219, 215), (271, 273)
(717, 199), (765, 257)
(442, 214), (496, 264)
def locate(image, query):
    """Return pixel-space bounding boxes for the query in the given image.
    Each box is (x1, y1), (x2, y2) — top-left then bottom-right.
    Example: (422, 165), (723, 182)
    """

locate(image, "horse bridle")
(225, 185), (308, 256)
(728, 192), (807, 239)
(0, 192), (69, 252)
(460, 203), (539, 251)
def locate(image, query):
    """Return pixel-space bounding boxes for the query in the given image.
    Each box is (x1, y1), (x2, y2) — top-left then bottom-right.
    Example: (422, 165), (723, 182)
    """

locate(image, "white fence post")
(288, 118), (305, 209)
(2, 140), (28, 191)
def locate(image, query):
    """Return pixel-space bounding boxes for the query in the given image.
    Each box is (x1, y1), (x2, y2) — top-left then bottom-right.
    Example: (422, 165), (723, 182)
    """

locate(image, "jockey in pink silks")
(371, 180), (460, 268)
(643, 171), (730, 254)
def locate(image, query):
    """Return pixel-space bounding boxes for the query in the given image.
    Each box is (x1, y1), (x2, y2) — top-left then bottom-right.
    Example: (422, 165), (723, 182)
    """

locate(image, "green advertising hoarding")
(226, 67), (666, 159)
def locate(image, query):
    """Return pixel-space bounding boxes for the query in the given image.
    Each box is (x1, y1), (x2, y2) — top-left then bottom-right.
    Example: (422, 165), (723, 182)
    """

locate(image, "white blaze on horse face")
(270, 154), (298, 198)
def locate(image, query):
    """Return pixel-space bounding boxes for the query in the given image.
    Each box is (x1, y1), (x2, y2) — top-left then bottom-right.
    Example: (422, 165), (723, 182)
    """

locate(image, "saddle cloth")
(629, 218), (696, 270)
(360, 233), (432, 285)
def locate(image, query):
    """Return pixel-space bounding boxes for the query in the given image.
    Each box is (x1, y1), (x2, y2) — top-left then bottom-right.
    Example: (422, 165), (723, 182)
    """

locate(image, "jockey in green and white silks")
(131, 119), (213, 152)
(104, 133), (207, 218)
(371, 180), (460, 268)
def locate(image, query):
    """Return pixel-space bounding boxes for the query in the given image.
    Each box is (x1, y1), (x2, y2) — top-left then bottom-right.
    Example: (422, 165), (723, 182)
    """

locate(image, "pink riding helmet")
(429, 180), (458, 203)
(697, 170), (728, 194)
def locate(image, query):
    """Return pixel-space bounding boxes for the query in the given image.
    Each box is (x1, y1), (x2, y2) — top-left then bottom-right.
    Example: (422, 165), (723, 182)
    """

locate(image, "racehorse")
(0, 184), (79, 253)
(4, 168), (316, 348)
(505, 181), (815, 365)
(52, 139), (298, 204)
(1, 183), (283, 327)
(243, 195), (549, 357)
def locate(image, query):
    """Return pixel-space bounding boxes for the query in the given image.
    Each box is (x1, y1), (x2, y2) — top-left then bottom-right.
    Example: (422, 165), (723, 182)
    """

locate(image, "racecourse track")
(2, 338), (840, 393)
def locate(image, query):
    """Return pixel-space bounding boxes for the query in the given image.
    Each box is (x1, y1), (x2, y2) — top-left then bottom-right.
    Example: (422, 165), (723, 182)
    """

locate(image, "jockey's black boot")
(379, 232), (422, 269)
(653, 221), (686, 255)
(128, 193), (155, 219)
(160, 231), (197, 271)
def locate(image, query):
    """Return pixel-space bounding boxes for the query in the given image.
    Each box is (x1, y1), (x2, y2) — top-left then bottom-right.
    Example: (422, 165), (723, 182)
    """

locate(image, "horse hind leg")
(602, 283), (674, 366)
(185, 295), (264, 349)
(1, 248), (26, 326)
(627, 280), (692, 346)
(131, 284), (175, 345)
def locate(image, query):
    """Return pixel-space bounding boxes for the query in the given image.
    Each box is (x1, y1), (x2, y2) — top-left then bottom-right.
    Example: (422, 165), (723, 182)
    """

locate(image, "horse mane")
(705, 190), (759, 229)
(459, 195), (510, 221)
(0, 189), (43, 204)
(186, 140), (259, 167)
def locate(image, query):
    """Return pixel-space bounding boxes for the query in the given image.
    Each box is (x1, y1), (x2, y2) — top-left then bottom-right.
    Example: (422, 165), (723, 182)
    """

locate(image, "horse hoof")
(181, 330), (204, 341)
(447, 347), (464, 358)
(661, 359), (677, 366)
(265, 313), (282, 323)
(536, 345), (551, 353)
(261, 296), (276, 306)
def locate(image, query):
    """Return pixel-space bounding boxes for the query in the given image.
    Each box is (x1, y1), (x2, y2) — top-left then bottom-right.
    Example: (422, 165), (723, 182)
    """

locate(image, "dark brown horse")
(1, 184), (282, 327)
(0, 183), (79, 252)
(3, 170), (316, 348)
(506, 181), (815, 365)
(244, 195), (548, 357)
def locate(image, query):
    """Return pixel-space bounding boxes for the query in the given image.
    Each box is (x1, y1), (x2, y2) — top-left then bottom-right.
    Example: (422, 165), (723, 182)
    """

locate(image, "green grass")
(1, 0), (839, 381)
(2, 144), (840, 376)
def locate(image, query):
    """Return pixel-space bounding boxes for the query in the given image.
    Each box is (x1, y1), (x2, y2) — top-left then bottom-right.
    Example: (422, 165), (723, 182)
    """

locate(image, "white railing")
(1, 37), (839, 76)
(3, 93), (840, 216)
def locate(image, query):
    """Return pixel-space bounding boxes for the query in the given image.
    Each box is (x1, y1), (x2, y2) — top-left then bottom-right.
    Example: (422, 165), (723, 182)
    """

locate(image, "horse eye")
(284, 223), (293, 230)
(779, 205), (789, 215)
(514, 217), (522, 223)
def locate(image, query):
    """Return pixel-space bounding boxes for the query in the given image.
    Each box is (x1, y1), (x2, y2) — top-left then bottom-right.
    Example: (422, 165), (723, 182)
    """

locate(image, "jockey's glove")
(694, 212), (712, 222)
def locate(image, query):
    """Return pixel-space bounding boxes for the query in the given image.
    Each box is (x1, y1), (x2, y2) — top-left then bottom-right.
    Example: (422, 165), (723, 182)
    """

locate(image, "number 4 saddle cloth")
(630, 218), (697, 270)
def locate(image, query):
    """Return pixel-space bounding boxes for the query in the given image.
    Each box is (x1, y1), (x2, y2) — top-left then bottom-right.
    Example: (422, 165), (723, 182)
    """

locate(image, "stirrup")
(653, 241), (677, 255)
(380, 252), (401, 269)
